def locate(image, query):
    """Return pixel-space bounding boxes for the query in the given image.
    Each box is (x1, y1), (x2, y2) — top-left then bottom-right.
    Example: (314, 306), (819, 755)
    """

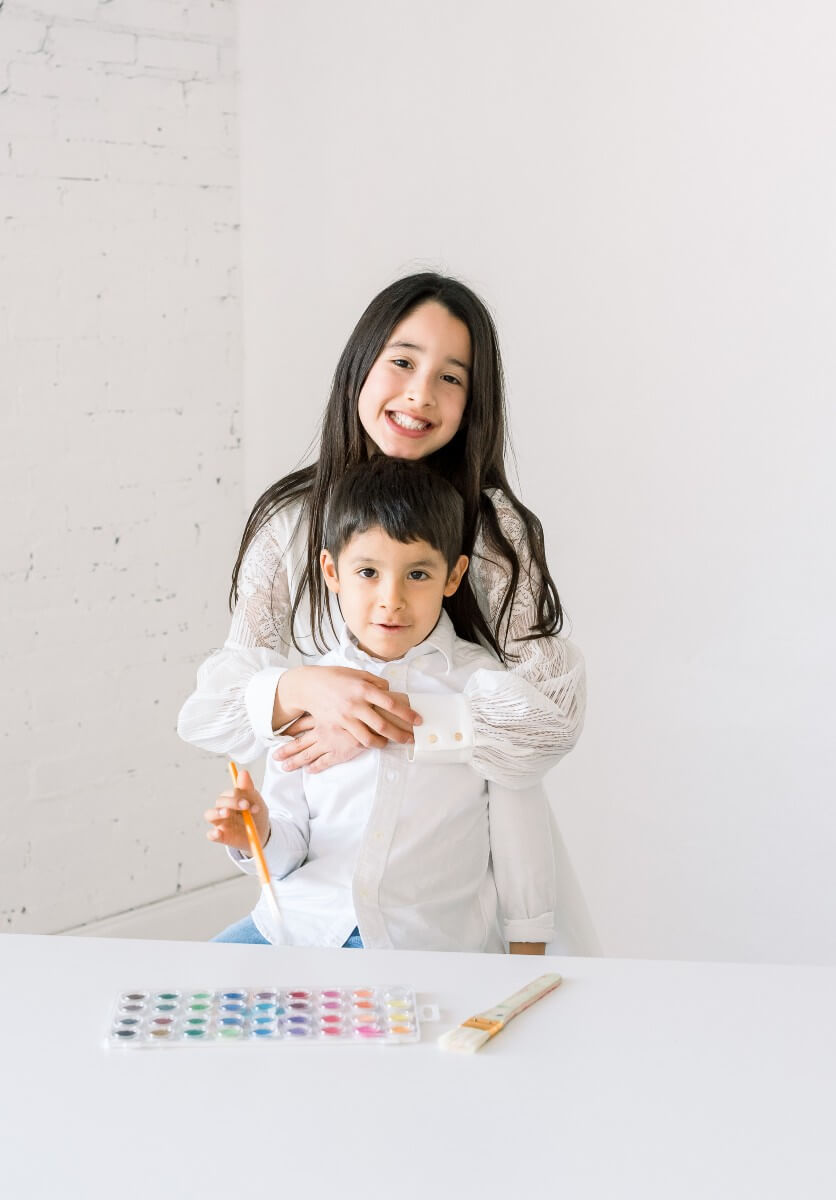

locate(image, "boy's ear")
(443, 555), (469, 598)
(320, 549), (340, 594)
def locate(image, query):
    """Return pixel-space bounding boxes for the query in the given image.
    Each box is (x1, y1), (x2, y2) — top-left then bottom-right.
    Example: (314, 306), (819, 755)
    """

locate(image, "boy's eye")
(408, 570), (429, 581)
(357, 568), (377, 579)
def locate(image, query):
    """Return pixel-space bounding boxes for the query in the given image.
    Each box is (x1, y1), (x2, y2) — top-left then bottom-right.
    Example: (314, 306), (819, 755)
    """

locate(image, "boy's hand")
(204, 768), (269, 854)
(275, 717), (368, 774)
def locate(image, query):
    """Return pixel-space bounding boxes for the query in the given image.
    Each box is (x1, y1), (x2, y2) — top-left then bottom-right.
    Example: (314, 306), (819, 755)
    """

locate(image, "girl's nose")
(406, 371), (435, 408)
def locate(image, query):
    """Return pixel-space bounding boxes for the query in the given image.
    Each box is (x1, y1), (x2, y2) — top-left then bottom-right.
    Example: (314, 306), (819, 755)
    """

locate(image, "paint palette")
(107, 986), (426, 1048)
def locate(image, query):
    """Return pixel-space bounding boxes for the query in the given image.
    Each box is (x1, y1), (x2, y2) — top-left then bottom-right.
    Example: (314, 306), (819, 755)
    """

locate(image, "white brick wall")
(0, 0), (244, 932)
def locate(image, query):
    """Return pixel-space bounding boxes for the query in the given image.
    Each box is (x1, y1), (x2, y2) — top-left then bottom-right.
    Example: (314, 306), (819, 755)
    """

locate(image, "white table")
(2, 934), (834, 1199)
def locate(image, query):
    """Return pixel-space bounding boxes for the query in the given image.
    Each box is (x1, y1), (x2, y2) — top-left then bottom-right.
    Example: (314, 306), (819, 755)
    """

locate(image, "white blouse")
(176, 489), (586, 780)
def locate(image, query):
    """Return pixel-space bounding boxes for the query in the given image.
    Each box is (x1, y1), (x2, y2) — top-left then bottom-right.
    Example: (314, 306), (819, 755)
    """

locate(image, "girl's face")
(357, 300), (471, 459)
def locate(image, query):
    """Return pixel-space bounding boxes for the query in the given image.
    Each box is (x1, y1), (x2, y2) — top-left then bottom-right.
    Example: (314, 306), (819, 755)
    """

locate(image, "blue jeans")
(212, 914), (363, 948)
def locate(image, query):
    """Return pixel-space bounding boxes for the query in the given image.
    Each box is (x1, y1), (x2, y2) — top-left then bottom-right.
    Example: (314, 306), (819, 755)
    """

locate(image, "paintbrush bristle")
(437, 1024), (493, 1053)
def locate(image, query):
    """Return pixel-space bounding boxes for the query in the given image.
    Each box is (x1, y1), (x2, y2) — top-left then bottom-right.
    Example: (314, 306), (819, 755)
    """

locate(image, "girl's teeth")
(390, 411), (430, 431)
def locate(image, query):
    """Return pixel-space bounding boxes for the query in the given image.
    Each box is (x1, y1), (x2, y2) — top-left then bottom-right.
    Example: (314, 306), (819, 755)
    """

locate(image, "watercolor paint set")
(106, 985), (432, 1048)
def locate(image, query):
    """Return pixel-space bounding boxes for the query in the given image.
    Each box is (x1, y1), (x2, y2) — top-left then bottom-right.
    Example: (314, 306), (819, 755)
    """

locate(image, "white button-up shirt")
(230, 612), (556, 952)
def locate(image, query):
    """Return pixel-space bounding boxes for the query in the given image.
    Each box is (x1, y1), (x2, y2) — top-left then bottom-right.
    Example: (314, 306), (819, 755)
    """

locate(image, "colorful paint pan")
(107, 985), (422, 1048)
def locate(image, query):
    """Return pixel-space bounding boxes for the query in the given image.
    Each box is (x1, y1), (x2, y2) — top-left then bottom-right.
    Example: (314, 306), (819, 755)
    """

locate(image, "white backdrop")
(239, 0), (836, 964)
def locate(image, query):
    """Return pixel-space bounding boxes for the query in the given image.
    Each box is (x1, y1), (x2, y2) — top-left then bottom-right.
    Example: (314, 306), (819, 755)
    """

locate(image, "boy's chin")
(358, 625), (422, 661)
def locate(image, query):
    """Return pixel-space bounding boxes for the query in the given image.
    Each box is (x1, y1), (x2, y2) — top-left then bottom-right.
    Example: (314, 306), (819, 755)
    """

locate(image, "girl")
(178, 272), (585, 823)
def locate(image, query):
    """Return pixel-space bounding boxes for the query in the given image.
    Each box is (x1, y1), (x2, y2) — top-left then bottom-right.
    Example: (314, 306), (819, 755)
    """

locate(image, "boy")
(206, 458), (557, 953)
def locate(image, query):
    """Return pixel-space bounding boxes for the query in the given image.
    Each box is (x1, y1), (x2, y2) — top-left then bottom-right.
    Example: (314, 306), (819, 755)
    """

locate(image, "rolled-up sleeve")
(489, 780), (556, 944)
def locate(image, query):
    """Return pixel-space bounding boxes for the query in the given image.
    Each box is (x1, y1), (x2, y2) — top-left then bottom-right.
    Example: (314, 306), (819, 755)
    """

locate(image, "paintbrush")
(437, 973), (562, 1053)
(227, 760), (282, 936)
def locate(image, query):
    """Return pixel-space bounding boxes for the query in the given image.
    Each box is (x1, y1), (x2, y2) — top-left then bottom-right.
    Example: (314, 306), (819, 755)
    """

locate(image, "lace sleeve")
(177, 510), (301, 763)
(227, 515), (295, 653)
(464, 492), (587, 783)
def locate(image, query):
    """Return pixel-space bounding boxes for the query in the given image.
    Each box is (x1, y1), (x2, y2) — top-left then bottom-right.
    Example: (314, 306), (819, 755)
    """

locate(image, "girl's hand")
(274, 690), (420, 774)
(277, 666), (421, 750)
(204, 769), (269, 852)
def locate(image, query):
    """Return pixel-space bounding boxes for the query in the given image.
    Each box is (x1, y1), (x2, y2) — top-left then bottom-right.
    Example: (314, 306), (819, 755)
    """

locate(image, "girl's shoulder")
(239, 496), (309, 580)
(477, 487), (531, 548)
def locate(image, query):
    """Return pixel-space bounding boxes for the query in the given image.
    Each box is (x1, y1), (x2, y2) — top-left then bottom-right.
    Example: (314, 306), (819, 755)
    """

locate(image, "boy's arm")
(226, 747), (310, 880)
(488, 780), (557, 952)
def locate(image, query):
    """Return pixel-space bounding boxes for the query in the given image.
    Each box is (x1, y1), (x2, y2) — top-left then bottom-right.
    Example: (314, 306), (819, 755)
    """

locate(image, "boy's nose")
(378, 584), (405, 611)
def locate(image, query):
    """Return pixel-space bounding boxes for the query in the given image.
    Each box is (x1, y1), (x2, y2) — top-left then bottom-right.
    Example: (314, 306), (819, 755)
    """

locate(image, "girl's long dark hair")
(230, 273), (563, 658)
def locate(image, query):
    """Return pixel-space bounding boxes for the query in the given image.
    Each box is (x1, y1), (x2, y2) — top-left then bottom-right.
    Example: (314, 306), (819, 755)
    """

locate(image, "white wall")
(239, 0), (836, 964)
(1, 0), (244, 931)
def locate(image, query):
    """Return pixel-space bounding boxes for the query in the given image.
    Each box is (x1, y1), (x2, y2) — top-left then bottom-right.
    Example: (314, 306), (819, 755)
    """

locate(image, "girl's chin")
(375, 429), (440, 459)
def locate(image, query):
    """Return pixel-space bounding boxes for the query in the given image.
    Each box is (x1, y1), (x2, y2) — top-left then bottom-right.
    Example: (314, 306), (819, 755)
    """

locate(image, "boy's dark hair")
(325, 457), (464, 573)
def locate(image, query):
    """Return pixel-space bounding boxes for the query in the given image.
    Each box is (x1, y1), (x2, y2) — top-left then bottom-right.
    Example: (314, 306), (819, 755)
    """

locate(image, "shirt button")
(386, 769), (398, 782)
(373, 831), (383, 841)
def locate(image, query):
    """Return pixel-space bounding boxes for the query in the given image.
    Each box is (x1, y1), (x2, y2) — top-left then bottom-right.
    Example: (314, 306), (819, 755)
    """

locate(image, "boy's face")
(320, 527), (468, 662)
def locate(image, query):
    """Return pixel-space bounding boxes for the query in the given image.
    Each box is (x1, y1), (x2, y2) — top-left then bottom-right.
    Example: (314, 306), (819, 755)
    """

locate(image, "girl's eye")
(392, 358), (411, 369)
(441, 374), (462, 386)
(357, 568), (377, 579)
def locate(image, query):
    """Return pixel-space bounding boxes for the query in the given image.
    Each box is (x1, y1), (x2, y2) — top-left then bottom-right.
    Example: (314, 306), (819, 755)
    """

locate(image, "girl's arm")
(177, 513), (299, 762)
(463, 490), (586, 784)
(177, 511), (418, 764)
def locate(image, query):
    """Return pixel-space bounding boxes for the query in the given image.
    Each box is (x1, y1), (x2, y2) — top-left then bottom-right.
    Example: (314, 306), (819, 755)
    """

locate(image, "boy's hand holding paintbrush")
(204, 768), (270, 855)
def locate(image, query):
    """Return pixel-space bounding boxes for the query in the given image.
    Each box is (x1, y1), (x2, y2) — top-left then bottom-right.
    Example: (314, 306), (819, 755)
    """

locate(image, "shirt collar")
(339, 609), (456, 674)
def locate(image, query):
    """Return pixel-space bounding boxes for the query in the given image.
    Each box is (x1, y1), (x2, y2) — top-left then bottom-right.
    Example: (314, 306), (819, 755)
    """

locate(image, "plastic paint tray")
(106, 985), (433, 1048)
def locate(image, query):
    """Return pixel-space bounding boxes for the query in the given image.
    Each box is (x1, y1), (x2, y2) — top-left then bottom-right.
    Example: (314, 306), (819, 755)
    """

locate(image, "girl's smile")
(385, 410), (434, 435)
(358, 300), (471, 459)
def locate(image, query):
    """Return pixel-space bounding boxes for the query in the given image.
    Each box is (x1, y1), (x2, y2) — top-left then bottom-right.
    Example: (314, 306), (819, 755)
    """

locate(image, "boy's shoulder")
(448, 631), (503, 674)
